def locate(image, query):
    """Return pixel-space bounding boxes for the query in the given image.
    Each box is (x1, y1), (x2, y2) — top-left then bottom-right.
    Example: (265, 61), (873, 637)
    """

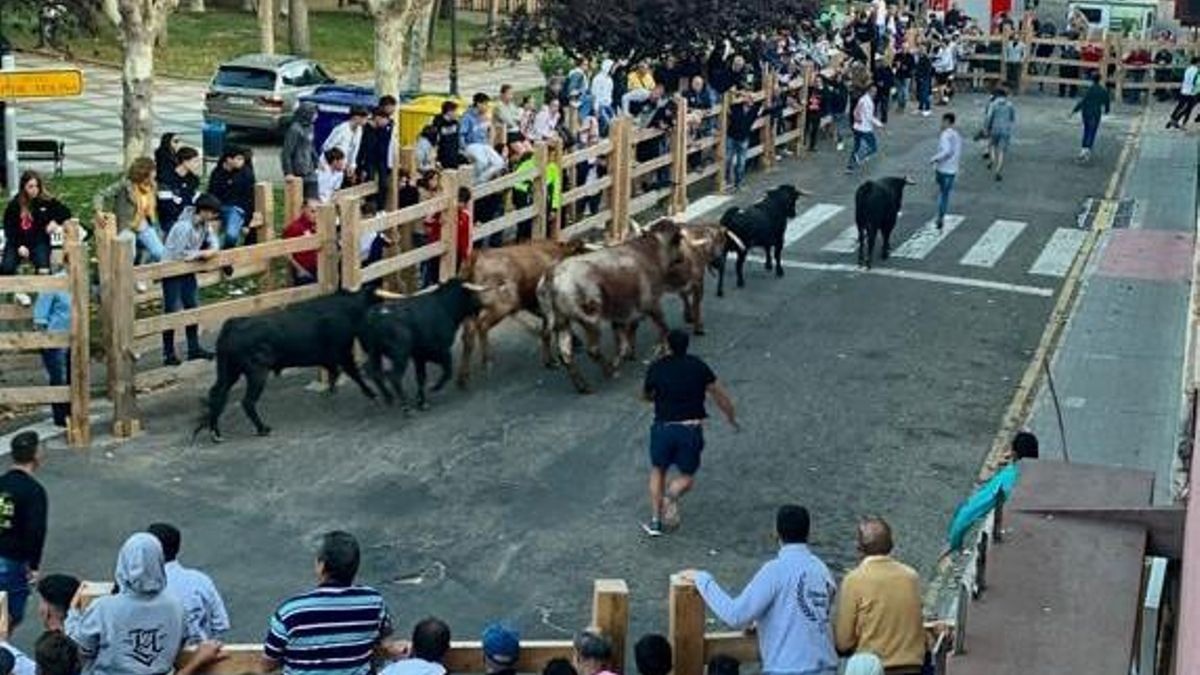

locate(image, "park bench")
(17, 139), (65, 177)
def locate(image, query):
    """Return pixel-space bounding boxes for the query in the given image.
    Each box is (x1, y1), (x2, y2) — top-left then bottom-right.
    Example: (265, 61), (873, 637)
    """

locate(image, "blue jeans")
(41, 348), (70, 425)
(1082, 116), (1100, 149)
(848, 131), (877, 168)
(935, 171), (956, 221)
(725, 137), (749, 188)
(162, 274), (201, 357)
(0, 557), (30, 629)
(895, 77), (910, 109)
(220, 205), (247, 248)
(916, 77), (932, 111)
(411, 232), (439, 288)
(831, 112), (847, 143)
(135, 221), (166, 264)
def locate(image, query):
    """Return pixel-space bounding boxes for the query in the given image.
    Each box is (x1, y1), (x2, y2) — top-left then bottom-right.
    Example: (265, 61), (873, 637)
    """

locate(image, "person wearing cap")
(322, 106), (369, 180)
(944, 431), (1039, 553)
(641, 329), (737, 537)
(461, 93), (506, 184)
(35, 573), (80, 632)
(482, 623), (520, 675)
(0, 431), (48, 632)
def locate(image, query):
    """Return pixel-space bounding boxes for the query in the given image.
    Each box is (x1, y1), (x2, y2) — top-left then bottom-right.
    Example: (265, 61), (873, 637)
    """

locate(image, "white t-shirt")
(1182, 65), (1200, 96)
(853, 94), (880, 133)
(317, 167), (345, 204)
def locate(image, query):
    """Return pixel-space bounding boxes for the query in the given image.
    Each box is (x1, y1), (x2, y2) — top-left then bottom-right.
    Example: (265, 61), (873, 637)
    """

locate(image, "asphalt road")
(20, 92), (1135, 650)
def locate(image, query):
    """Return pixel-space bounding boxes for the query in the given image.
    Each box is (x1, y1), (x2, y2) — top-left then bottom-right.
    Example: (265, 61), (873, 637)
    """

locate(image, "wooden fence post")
(64, 221), (90, 449)
(283, 176), (304, 227)
(255, 182), (277, 291)
(1019, 27), (1033, 95)
(339, 197), (364, 292)
(531, 144), (550, 241)
(592, 579), (630, 675)
(608, 118), (632, 242)
(793, 68), (809, 156)
(762, 71), (777, 169)
(108, 235), (139, 438)
(396, 147), (418, 293)
(715, 92), (730, 193)
(670, 95), (689, 216)
(95, 213), (116, 401)
(439, 170), (461, 282)
(316, 203), (340, 295)
(669, 574), (706, 675)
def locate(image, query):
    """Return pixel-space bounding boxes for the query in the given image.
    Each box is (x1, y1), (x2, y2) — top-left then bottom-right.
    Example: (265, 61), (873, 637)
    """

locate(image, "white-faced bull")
(854, 176), (916, 268)
(717, 184), (808, 293)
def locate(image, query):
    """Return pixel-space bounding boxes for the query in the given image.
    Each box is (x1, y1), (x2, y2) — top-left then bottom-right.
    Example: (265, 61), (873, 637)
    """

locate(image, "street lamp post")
(449, 0), (459, 96)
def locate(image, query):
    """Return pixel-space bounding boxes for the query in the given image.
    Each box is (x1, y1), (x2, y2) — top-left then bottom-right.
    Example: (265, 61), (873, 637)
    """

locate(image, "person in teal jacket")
(945, 431), (1040, 552)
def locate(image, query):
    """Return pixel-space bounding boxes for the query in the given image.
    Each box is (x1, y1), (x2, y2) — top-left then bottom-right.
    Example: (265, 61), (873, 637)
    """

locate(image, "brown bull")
(456, 239), (585, 386)
(666, 223), (733, 336)
(537, 218), (686, 393)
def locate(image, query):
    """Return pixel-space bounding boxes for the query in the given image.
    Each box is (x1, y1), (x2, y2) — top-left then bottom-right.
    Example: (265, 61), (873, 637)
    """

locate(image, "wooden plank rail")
(132, 285), (325, 337)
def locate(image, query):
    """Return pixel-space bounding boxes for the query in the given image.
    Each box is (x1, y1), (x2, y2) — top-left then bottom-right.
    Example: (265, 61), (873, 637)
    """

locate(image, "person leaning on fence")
(317, 147), (347, 204)
(0, 432), (48, 632)
(35, 573), (80, 633)
(3, 170), (70, 306)
(207, 147), (256, 249)
(282, 199), (321, 286)
(481, 623), (520, 675)
(684, 505), (839, 675)
(159, 193), (221, 366)
(379, 617), (451, 675)
(147, 522), (231, 642)
(834, 517), (925, 674)
(32, 252), (72, 428)
(462, 93), (507, 184)
(943, 431), (1039, 555)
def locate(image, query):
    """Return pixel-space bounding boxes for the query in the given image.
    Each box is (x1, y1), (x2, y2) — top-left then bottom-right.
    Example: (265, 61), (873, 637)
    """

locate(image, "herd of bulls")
(195, 178), (910, 442)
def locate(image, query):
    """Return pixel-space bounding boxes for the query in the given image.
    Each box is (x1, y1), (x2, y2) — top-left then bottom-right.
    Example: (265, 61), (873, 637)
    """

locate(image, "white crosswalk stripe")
(786, 203), (845, 247)
(821, 226), (860, 253)
(1029, 228), (1088, 277)
(960, 220), (1028, 268)
(681, 195), (733, 222)
(892, 215), (965, 259)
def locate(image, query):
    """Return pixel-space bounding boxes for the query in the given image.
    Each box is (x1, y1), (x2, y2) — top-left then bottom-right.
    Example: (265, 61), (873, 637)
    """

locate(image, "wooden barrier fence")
(68, 578), (628, 675)
(0, 221), (90, 447)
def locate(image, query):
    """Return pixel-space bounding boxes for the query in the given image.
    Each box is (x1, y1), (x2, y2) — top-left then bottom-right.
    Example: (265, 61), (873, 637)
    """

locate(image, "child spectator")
(35, 574), (80, 632)
(282, 199), (321, 285)
(32, 251), (71, 427)
(156, 146), (201, 230)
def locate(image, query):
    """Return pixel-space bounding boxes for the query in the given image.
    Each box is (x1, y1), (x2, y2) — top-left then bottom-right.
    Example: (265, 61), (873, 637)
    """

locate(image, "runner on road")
(1071, 72), (1110, 164)
(846, 84), (885, 174)
(1166, 57), (1200, 130)
(641, 330), (738, 537)
(930, 112), (961, 230)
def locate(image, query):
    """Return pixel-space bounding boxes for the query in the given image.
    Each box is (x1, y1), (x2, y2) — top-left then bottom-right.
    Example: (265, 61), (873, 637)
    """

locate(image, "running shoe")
(641, 519), (664, 537)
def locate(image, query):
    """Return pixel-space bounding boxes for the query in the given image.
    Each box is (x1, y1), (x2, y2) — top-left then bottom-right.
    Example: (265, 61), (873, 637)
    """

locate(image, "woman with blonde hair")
(113, 156), (167, 264)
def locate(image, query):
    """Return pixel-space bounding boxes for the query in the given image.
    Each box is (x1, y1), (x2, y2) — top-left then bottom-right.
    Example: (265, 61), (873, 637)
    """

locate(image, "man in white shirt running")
(846, 84), (885, 174)
(148, 522), (231, 642)
(1167, 56), (1200, 130)
(930, 112), (962, 230)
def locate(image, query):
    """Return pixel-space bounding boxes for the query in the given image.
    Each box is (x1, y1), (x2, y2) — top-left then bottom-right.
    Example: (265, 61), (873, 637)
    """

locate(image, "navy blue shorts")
(649, 423), (704, 475)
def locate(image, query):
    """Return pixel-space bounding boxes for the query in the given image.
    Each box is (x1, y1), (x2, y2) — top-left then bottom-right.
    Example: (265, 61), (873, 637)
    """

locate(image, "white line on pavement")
(960, 219), (1028, 268)
(1029, 228), (1088, 277)
(681, 195), (733, 222)
(821, 226), (860, 253)
(786, 203), (845, 247)
(892, 215), (965, 259)
(761, 258), (1055, 297)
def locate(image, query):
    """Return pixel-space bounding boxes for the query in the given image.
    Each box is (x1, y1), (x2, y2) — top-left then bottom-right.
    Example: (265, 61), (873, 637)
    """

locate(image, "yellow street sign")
(0, 69), (84, 100)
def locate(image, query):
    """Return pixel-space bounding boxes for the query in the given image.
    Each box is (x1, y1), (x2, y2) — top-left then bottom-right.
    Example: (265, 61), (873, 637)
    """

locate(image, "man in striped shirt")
(263, 531), (405, 675)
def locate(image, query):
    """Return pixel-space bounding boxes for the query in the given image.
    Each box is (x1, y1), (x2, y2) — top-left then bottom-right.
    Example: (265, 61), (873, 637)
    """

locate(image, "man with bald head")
(834, 517), (925, 674)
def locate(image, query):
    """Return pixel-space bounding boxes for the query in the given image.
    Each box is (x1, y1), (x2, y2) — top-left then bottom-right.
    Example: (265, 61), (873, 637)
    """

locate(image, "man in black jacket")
(357, 107), (395, 211)
(430, 101), (463, 169)
(0, 432), (48, 632)
(207, 147), (256, 248)
(156, 146), (201, 229)
(724, 90), (761, 192)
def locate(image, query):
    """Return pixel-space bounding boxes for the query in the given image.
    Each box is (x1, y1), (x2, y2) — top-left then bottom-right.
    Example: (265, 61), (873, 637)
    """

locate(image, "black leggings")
(0, 241), (51, 274)
(804, 113), (822, 150)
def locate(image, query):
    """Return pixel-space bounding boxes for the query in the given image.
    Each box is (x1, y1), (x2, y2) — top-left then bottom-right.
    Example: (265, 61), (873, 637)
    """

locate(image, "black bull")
(717, 184), (807, 293)
(855, 176), (915, 268)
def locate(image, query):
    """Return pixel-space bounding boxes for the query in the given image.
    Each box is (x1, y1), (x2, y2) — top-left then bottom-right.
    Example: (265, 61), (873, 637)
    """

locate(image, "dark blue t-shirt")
(644, 354), (716, 422)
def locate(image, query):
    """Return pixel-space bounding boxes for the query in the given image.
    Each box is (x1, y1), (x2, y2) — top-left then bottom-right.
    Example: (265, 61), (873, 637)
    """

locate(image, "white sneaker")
(14, 293), (31, 307)
(836, 141), (845, 151)
(135, 280), (149, 293)
(921, 110), (931, 117)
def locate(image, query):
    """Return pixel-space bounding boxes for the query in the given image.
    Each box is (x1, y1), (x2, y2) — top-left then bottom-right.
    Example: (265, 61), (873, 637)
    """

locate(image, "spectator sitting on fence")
(318, 148), (348, 204)
(65, 533), (224, 675)
(32, 250), (71, 428)
(432, 101), (465, 170)
(380, 617), (451, 675)
(282, 103), (320, 199)
(621, 60), (656, 115)
(264, 531), (404, 674)
(323, 106), (369, 180)
(159, 194), (221, 366)
(481, 623), (520, 675)
(572, 631), (616, 675)
(157, 146), (201, 231)
(0, 432), (48, 633)
(147, 522), (231, 642)
(3, 170), (70, 307)
(283, 199), (321, 286)
(633, 634), (671, 675)
(207, 147), (256, 249)
(944, 431), (1040, 554)
(591, 60), (616, 134)
(33, 631), (79, 675)
(834, 517), (925, 673)
(706, 654), (738, 675)
(462, 93), (507, 185)
(531, 98), (563, 143)
(543, 658), (578, 675)
(35, 573), (80, 633)
(685, 505), (838, 675)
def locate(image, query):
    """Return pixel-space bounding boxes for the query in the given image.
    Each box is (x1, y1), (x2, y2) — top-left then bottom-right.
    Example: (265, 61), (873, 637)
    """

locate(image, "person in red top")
(281, 199), (319, 285)
(455, 186), (473, 268)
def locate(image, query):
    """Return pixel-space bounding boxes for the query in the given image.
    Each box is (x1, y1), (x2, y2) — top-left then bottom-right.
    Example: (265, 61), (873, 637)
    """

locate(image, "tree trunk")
(122, 35), (155, 166)
(403, 2), (434, 93)
(242, 0), (256, 11)
(373, 10), (407, 99)
(487, 0), (499, 31)
(289, 0), (310, 55)
(186, 0), (206, 11)
(259, 0), (275, 54)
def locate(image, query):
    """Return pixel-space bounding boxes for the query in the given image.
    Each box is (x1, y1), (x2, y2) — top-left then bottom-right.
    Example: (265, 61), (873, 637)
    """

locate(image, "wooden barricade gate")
(0, 221), (90, 447)
(100, 202), (339, 437)
(70, 578), (629, 675)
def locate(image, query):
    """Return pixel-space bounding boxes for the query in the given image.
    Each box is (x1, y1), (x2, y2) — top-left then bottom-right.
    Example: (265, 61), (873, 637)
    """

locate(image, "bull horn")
(629, 218), (644, 234)
(690, 237), (712, 247)
(724, 228), (747, 251)
(582, 242), (605, 251)
(375, 288), (407, 300)
(462, 282), (490, 292)
(904, 175), (917, 185)
(796, 186), (813, 196)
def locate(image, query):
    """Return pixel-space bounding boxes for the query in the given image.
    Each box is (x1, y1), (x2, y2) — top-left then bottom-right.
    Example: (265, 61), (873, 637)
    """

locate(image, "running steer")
(196, 289), (380, 443)
(362, 279), (483, 410)
(537, 218), (686, 393)
(855, 175), (916, 268)
(666, 223), (730, 336)
(457, 239), (585, 387)
(717, 184), (807, 293)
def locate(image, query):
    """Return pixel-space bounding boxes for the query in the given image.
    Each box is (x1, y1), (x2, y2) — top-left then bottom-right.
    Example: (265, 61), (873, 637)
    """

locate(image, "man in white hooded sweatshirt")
(66, 533), (222, 675)
(591, 59), (616, 133)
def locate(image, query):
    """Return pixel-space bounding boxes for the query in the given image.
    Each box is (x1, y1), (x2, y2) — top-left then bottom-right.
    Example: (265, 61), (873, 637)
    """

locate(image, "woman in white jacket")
(590, 59), (615, 133)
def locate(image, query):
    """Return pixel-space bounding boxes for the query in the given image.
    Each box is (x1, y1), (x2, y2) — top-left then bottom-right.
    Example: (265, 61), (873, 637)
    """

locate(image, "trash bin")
(202, 119), (227, 160)
(398, 94), (469, 148)
(299, 84), (378, 152)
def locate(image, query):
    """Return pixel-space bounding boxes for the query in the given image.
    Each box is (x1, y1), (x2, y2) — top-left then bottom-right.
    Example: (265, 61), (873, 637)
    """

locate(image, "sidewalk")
(1027, 122), (1198, 503)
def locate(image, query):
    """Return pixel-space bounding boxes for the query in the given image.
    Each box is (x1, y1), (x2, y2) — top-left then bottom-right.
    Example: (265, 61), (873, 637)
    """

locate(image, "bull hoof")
(775, 267), (784, 278)
(456, 376), (469, 389)
(736, 280), (745, 288)
(255, 426), (272, 437)
(764, 260), (773, 270)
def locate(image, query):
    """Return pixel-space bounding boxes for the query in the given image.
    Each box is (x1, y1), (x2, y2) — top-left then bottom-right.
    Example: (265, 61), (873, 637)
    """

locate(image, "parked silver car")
(203, 54), (335, 132)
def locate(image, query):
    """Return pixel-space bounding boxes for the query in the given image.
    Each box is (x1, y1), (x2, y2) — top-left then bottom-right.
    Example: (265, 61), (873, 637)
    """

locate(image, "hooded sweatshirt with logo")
(66, 533), (187, 675)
